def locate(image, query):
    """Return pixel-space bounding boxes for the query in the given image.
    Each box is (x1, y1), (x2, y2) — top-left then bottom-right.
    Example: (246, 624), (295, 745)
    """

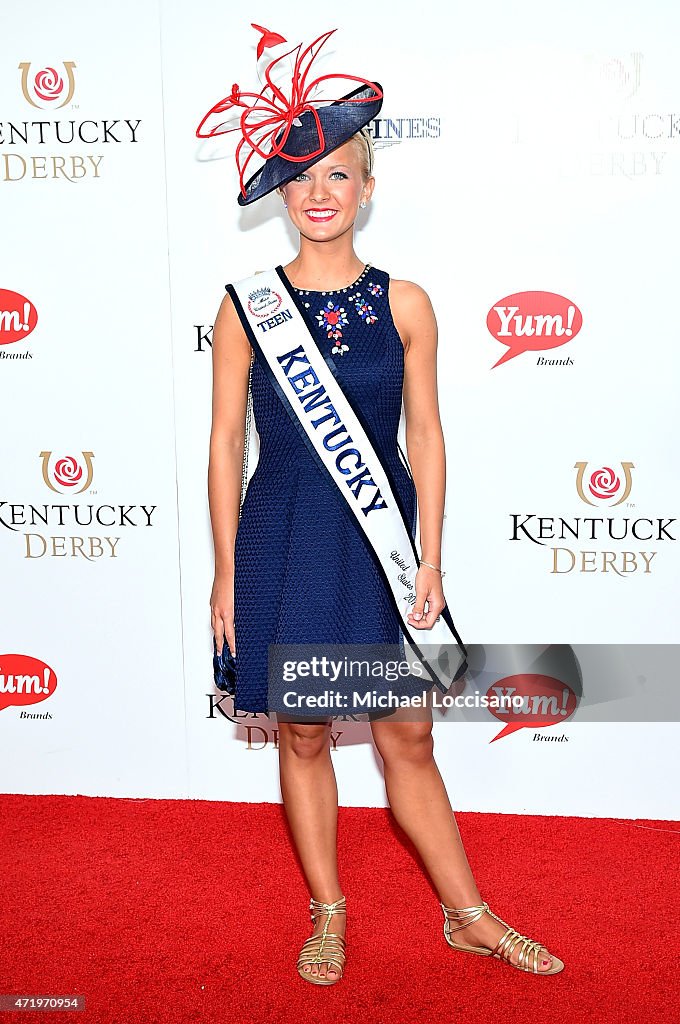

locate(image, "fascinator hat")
(195, 23), (383, 206)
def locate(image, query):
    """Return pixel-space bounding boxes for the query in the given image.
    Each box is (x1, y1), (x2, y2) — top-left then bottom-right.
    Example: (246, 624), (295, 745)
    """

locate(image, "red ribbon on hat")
(196, 25), (382, 199)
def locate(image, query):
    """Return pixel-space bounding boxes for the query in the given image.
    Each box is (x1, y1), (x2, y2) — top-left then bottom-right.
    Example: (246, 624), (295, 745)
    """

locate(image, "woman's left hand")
(407, 565), (445, 629)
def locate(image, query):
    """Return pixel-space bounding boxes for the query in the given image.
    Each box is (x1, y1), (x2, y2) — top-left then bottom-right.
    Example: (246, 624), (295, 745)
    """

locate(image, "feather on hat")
(195, 24), (383, 206)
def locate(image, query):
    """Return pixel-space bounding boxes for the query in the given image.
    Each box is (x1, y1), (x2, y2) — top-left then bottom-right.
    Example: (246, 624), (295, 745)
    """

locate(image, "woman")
(201, 25), (564, 985)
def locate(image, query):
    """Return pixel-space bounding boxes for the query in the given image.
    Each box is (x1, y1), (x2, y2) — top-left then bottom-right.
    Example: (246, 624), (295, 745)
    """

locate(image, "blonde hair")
(350, 127), (375, 180)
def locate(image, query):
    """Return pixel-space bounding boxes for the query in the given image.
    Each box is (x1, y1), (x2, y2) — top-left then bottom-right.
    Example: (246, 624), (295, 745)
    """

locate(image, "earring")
(360, 200), (367, 208)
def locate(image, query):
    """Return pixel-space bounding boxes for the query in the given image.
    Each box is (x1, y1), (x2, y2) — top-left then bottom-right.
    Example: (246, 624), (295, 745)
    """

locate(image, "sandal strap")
(440, 900), (490, 934)
(493, 926), (547, 973)
(440, 900), (549, 973)
(484, 904), (546, 972)
(309, 895), (346, 923)
(297, 896), (347, 974)
(297, 933), (346, 970)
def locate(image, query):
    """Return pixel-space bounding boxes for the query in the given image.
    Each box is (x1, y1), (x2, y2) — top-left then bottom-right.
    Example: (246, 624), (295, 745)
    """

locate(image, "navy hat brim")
(236, 81), (382, 207)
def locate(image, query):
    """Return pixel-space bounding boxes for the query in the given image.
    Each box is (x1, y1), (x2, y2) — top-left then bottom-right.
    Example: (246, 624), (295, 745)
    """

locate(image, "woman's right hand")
(211, 572), (235, 658)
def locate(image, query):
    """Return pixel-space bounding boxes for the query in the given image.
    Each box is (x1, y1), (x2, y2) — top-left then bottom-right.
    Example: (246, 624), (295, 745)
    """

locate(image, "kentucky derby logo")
(18, 61), (77, 109)
(247, 286), (282, 318)
(39, 451), (94, 494)
(584, 52), (642, 101)
(1, 450), (158, 562)
(574, 461), (634, 507)
(506, 459), (676, 578)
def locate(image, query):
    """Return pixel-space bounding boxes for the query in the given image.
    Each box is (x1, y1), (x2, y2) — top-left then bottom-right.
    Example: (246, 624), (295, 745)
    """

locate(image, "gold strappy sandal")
(441, 900), (564, 975)
(296, 895), (347, 986)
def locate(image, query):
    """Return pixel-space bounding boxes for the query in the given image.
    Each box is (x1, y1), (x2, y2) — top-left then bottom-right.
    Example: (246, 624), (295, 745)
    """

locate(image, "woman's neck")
(282, 240), (365, 292)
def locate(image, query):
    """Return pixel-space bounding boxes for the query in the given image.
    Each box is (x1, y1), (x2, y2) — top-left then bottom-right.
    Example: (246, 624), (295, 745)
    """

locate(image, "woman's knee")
(371, 720), (434, 765)
(279, 721), (330, 759)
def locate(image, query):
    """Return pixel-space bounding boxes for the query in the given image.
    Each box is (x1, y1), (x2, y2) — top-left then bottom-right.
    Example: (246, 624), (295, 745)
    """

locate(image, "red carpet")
(1, 795), (678, 1023)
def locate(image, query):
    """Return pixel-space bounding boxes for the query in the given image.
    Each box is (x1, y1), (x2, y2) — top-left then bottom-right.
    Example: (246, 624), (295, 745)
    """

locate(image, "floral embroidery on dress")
(354, 296), (378, 324)
(316, 300), (350, 352)
(311, 279), (382, 355)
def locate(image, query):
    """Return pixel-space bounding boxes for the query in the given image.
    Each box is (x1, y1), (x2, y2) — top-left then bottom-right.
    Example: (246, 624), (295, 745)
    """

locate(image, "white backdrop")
(2, 0), (679, 818)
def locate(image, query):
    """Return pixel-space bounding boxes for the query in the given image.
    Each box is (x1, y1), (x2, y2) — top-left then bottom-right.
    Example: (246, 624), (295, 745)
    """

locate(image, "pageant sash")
(226, 267), (467, 694)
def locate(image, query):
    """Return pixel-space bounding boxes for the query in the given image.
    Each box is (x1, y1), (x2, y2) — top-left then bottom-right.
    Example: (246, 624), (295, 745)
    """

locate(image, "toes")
(535, 948), (553, 971)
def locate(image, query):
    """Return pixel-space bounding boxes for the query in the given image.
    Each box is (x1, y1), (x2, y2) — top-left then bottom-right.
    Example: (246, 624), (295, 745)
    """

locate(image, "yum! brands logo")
(0, 450), (158, 560)
(487, 291), (582, 368)
(0, 654), (57, 716)
(509, 461), (676, 576)
(455, 645), (583, 743)
(487, 673), (578, 743)
(0, 288), (38, 356)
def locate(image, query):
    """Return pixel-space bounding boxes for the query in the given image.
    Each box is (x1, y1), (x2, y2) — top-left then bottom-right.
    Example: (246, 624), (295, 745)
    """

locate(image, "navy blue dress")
(232, 262), (418, 713)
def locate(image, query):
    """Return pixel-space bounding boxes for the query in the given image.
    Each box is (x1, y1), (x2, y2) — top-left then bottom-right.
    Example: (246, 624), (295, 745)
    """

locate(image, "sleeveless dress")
(231, 261), (420, 714)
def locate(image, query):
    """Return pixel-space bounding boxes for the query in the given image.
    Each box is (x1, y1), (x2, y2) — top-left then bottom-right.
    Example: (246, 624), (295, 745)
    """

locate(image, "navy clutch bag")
(212, 635), (237, 696)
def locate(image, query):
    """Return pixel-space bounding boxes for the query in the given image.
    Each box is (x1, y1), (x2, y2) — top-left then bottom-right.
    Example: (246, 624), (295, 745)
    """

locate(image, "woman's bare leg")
(278, 716), (345, 980)
(369, 708), (558, 971)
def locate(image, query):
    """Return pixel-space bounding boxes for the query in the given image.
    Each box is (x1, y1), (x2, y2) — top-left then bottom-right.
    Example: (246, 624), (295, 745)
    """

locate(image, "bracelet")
(420, 559), (446, 579)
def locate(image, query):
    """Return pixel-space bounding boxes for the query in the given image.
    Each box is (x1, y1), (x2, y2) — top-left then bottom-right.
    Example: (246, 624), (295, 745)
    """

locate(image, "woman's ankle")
(311, 888), (344, 904)
(440, 890), (483, 910)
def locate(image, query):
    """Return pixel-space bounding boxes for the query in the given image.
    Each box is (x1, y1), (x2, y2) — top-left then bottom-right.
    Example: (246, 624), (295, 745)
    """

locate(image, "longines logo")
(369, 115), (441, 150)
(509, 461), (676, 575)
(2, 60), (142, 183)
(0, 450), (158, 559)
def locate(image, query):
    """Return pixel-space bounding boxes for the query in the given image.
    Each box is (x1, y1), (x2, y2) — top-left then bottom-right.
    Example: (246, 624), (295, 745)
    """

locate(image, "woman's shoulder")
(385, 274), (435, 320)
(382, 274), (436, 354)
